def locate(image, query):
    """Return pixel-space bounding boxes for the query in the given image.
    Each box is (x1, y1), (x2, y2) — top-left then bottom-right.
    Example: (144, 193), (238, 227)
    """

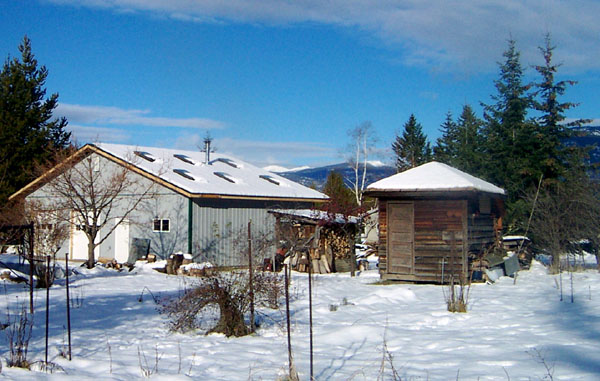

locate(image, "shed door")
(387, 202), (414, 274)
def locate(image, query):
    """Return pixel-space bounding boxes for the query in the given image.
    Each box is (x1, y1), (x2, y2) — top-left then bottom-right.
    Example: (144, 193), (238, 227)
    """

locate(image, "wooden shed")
(365, 162), (505, 283)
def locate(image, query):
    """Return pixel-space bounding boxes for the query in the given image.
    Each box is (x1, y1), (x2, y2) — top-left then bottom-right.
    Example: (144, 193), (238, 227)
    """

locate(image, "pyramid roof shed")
(365, 162), (505, 283)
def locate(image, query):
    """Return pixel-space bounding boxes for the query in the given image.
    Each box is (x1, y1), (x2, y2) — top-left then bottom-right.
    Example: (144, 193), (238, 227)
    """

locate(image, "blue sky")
(2, 1), (599, 168)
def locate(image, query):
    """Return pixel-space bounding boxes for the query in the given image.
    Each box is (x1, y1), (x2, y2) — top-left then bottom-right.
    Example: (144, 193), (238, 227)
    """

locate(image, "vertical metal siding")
(191, 199), (312, 267)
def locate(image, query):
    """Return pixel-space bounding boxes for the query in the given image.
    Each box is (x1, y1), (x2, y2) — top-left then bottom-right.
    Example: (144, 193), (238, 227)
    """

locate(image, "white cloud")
(56, 103), (225, 129)
(47, 0), (600, 72)
(173, 134), (338, 167)
(67, 124), (131, 143)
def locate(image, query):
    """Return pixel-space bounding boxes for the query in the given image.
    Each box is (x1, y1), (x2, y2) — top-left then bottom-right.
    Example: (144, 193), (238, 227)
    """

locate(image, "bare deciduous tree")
(527, 170), (600, 271)
(23, 200), (69, 287)
(24, 200), (68, 258)
(346, 121), (377, 208)
(36, 149), (158, 268)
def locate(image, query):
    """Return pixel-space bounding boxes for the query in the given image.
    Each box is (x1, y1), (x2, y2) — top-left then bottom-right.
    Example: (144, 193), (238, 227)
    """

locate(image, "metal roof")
(95, 143), (328, 200)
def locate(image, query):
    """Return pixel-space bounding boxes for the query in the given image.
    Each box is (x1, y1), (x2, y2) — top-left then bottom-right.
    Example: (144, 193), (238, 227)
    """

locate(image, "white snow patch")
(0, 261), (599, 380)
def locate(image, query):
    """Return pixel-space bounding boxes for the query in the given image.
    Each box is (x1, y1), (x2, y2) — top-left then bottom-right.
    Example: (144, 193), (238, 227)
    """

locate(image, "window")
(214, 158), (239, 168)
(213, 171), (236, 183)
(259, 174), (280, 185)
(134, 151), (156, 162)
(153, 219), (170, 232)
(174, 154), (195, 165)
(173, 168), (195, 181)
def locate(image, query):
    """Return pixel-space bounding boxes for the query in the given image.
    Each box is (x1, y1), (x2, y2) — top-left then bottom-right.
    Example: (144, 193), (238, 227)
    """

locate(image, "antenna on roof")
(199, 132), (215, 164)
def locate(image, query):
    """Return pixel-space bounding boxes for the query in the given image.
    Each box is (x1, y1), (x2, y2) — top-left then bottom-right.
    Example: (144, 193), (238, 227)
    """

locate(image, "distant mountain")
(565, 125), (600, 178)
(276, 162), (397, 190)
(264, 164), (311, 173)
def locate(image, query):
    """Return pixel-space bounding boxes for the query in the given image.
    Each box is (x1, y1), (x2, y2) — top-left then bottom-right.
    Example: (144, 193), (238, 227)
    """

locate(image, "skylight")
(174, 154), (195, 165)
(213, 171), (236, 183)
(214, 158), (239, 168)
(134, 151), (156, 162)
(259, 174), (280, 185)
(173, 169), (195, 181)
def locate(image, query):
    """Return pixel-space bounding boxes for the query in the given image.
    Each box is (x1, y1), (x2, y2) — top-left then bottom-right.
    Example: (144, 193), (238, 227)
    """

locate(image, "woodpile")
(285, 225), (356, 274)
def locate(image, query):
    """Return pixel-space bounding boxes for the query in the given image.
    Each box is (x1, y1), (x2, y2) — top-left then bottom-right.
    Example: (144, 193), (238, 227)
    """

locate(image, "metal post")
(45, 255), (50, 368)
(308, 260), (314, 380)
(284, 264), (293, 377)
(28, 223), (34, 314)
(248, 221), (255, 332)
(65, 255), (72, 360)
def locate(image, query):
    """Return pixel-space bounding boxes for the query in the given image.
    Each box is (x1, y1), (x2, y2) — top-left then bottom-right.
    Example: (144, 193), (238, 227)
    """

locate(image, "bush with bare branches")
(5, 305), (33, 369)
(161, 270), (283, 337)
(444, 274), (471, 313)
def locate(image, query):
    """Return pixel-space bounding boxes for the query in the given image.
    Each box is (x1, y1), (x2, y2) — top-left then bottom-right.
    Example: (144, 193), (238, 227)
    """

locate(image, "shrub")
(445, 274), (470, 313)
(5, 305), (33, 369)
(161, 270), (283, 337)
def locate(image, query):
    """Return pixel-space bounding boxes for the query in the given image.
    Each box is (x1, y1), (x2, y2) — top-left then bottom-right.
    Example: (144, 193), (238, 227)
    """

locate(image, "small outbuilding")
(365, 162), (505, 283)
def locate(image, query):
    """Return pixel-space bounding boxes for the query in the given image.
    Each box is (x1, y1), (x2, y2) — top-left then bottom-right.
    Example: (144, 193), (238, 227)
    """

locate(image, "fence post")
(66, 255), (72, 360)
(248, 220), (255, 332)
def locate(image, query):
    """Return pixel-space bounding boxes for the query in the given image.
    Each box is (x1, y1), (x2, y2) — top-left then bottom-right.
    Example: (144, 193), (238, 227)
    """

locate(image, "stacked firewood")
(321, 228), (353, 259)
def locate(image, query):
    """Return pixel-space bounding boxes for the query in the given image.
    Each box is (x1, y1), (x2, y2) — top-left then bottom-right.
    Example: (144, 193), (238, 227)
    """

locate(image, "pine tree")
(533, 33), (585, 182)
(481, 39), (534, 196)
(392, 114), (432, 172)
(322, 171), (356, 214)
(433, 111), (458, 164)
(0, 36), (70, 204)
(454, 105), (484, 175)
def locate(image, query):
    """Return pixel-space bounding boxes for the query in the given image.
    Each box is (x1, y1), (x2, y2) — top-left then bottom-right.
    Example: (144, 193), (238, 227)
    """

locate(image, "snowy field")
(1, 259), (600, 380)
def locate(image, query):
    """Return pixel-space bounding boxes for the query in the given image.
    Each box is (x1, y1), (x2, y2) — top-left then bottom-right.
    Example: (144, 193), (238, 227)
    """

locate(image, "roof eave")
(365, 187), (505, 199)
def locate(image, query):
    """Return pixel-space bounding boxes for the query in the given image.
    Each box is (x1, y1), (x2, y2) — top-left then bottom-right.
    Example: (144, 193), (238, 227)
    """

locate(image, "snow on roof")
(94, 143), (328, 200)
(269, 209), (358, 224)
(367, 161), (505, 195)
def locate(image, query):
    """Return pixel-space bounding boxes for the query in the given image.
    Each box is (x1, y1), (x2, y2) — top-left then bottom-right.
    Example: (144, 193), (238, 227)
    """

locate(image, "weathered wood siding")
(379, 198), (468, 283)
(377, 201), (387, 273)
(413, 200), (466, 282)
(467, 196), (502, 260)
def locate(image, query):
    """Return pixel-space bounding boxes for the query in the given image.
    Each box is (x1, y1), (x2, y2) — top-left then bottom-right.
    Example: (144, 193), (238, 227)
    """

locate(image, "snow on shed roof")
(269, 209), (358, 224)
(94, 143), (328, 200)
(367, 161), (505, 195)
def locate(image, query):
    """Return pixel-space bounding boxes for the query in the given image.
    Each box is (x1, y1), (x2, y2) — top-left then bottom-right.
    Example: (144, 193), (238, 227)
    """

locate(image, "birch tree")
(346, 121), (376, 208)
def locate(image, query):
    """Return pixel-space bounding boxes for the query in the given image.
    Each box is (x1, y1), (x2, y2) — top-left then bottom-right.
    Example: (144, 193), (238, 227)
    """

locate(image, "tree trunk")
(87, 238), (96, 269)
(208, 290), (249, 337)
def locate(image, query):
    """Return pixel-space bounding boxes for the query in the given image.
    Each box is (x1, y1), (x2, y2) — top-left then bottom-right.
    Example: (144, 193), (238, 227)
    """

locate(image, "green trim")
(188, 198), (193, 254)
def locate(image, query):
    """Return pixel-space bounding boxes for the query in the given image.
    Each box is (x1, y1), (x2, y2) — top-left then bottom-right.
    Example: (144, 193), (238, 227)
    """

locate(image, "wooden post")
(65, 255), (72, 360)
(45, 254), (50, 368)
(248, 221), (255, 332)
(308, 260), (314, 380)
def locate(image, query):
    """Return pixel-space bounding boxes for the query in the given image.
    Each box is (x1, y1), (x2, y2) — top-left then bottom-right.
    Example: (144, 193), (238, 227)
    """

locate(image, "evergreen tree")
(480, 39), (539, 231)
(0, 36), (70, 204)
(434, 107), (484, 175)
(433, 111), (458, 164)
(481, 40), (536, 192)
(321, 171), (356, 214)
(454, 105), (484, 175)
(532, 33), (584, 182)
(392, 114), (432, 172)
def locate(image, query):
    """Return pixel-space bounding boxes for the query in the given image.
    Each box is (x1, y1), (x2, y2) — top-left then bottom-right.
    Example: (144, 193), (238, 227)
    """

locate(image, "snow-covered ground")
(1, 259), (600, 380)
